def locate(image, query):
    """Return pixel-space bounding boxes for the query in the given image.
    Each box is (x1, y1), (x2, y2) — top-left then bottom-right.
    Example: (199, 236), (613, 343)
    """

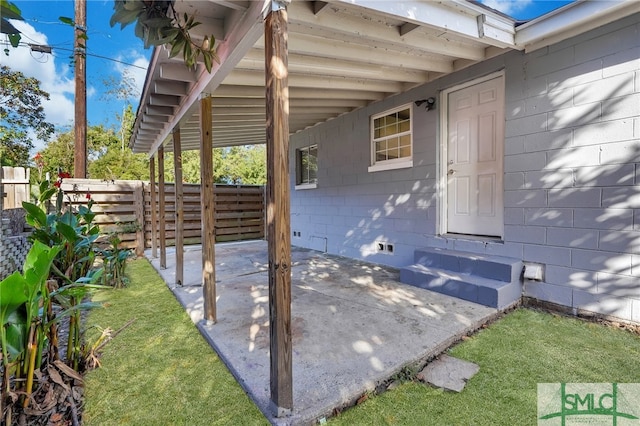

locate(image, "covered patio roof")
(130, 0), (640, 155)
(131, 0), (520, 153)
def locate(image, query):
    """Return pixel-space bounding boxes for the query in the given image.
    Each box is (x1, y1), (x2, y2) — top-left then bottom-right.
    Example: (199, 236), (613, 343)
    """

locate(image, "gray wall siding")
(290, 14), (640, 322)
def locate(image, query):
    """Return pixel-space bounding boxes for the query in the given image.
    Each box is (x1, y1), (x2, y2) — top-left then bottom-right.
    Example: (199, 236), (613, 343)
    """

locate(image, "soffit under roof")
(129, 0), (640, 155)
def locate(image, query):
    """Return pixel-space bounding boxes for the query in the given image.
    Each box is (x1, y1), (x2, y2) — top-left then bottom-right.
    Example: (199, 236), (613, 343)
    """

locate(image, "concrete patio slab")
(146, 241), (498, 425)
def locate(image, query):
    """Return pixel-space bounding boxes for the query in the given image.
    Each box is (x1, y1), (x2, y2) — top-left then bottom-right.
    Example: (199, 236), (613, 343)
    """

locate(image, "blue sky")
(480, 0), (574, 20)
(2, 1), (573, 153)
(2, 0), (151, 151)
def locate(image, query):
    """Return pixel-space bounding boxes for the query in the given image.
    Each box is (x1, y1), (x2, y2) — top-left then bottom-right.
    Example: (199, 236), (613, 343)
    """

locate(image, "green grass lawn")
(330, 308), (640, 425)
(82, 258), (268, 426)
(83, 258), (640, 425)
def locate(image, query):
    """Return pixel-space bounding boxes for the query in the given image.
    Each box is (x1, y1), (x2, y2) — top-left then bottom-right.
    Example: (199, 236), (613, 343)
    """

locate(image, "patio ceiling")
(130, 0), (640, 155)
(131, 0), (518, 154)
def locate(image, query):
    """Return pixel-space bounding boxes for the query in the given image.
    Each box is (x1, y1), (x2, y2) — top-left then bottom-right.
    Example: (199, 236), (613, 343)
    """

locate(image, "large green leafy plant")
(110, 0), (219, 71)
(0, 170), (105, 423)
(0, 242), (60, 419)
(22, 172), (102, 369)
(24, 172), (100, 284)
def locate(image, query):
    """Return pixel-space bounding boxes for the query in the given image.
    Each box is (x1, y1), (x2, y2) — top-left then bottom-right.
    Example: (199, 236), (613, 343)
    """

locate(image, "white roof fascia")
(516, 0), (640, 52)
(332, 0), (516, 49)
(143, 0), (270, 158)
(129, 46), (163, 151)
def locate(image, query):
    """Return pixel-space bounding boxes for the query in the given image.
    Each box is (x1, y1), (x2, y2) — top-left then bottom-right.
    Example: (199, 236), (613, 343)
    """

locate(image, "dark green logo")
(538, 383), (640, 425)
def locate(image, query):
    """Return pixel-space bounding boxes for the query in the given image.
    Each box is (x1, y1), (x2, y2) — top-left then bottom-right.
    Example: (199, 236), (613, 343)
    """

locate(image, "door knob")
(448, 169), (455, 175)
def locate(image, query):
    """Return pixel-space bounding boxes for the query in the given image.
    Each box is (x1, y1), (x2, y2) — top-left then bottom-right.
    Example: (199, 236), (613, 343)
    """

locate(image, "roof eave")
(516, 0), (640, 52)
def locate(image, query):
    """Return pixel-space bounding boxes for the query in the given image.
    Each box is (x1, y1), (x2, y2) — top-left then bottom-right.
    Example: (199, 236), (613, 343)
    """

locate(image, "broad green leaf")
(58, 16), (74, 25)
(123, 1), (144, 12)
(0, 272), (27, 325)
(56, 221), (79, 243)
(169, 36), (185, 58)
(38, 180), (49, 195)
(143, 17), (172, 28)
(112, 8), (141, 29)
(1, 0), (23, 20)
(7, 33), (22, 47)
(22, 201), (46, 226)
(23, 240), (55, 274)
(4, 313), (26, 360)
(203, 52), (213, 73)
(50, 301), (102, 324)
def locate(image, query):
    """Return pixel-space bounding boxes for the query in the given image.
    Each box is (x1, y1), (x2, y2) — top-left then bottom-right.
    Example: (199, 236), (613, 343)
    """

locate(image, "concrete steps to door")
(400, 247), (523, 309)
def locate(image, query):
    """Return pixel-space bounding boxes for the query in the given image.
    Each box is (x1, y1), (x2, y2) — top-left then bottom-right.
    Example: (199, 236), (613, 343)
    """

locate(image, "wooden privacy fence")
(1, 167), (30, 210)
(59, 179), (265, 254)
(143, 183), (266, 246)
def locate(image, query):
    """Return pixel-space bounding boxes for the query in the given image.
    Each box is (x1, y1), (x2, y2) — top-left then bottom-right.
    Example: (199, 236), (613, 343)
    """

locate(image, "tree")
(219, 145), (266, 184)
(0, 66), (54, 166)
(102, 75), (139, 151)
(36, 122), (148, 181)
(89, 146), (149, 180)
(88, 104), (149, 180)
(162, 145), (266, 185)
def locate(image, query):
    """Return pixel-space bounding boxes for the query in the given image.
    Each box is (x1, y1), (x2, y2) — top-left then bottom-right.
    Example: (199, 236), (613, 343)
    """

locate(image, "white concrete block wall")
(290, 13), (640, 323)
(506, 13), (640, 322)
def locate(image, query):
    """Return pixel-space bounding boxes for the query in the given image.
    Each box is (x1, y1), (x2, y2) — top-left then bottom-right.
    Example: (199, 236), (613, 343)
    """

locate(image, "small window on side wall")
(368, 104), (413, 172)
(296, 144), (317, 190)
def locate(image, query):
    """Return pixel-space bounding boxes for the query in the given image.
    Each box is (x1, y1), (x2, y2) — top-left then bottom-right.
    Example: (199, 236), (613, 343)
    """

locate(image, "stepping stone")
(417, 354), (479, 392)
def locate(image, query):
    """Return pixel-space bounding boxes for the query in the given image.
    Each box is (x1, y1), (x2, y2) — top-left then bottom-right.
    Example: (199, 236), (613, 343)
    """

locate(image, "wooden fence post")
(173, 128), (184, 286)
(134, 182), (145, 257)
(266, 0), (293, 415)
(200, 94), (216, 322)
(158, 146), (167, 269)
(150, 156), (158, 258)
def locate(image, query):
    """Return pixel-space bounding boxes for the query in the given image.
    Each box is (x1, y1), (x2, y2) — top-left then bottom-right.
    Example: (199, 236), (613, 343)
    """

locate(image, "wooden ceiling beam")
(238, 48), (444, 80)
(225, 69), (402, 93)
(146, 105), (175, 116)
(149, 94), (181, 106)
(285, 32), (459, 70)
(160, 63), (197, 82)
(288, 1), (486, 60)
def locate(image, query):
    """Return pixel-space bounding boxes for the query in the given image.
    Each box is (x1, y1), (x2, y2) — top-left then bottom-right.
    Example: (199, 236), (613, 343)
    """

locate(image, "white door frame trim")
(437, 69), (506, 237)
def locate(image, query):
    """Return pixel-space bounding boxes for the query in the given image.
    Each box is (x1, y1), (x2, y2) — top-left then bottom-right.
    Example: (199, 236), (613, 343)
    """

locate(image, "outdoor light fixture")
(415, 97), (436, 111)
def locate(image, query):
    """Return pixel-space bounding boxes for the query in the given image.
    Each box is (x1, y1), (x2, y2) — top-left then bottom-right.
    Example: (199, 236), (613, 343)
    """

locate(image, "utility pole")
(74, 0), (87, 178)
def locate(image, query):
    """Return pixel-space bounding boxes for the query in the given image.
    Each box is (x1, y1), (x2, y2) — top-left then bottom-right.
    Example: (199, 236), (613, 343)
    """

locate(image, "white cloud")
(6, 21), (75, 126)
(481, 0), (533, 17)
(4, 20), (75, 151)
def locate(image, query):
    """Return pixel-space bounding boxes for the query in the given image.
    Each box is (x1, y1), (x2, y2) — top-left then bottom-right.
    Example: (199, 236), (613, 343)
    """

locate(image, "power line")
(1, 40), (148, 70)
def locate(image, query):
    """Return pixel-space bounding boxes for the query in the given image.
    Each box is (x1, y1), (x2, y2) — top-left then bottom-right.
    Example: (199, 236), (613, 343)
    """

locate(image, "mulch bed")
(2, 312), (91, 426)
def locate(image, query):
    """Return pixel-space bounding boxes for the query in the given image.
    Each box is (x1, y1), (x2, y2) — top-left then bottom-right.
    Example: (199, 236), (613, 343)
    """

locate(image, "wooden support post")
(73, 0), (87, 178)
(265, 0), (293, 416)
(134, 182), (145, 257)
(150, 156), (158, 258)
(158, 145), (167, 269)
(173, 128), (184, 286)
(200, 94), (216, 322)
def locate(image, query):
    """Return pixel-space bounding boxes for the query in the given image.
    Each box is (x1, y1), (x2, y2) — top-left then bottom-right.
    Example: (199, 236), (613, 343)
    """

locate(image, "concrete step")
(414, 247), (523, 283)
(400, 264), (521, 310)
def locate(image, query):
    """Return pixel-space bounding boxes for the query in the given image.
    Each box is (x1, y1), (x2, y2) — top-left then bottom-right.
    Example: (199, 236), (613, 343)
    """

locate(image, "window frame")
(295, 144), (318, 190)
(368, 103), (414, 173)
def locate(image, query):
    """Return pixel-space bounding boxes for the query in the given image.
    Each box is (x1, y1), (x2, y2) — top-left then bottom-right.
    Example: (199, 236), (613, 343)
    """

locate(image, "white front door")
(446, 75), (504, 237)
